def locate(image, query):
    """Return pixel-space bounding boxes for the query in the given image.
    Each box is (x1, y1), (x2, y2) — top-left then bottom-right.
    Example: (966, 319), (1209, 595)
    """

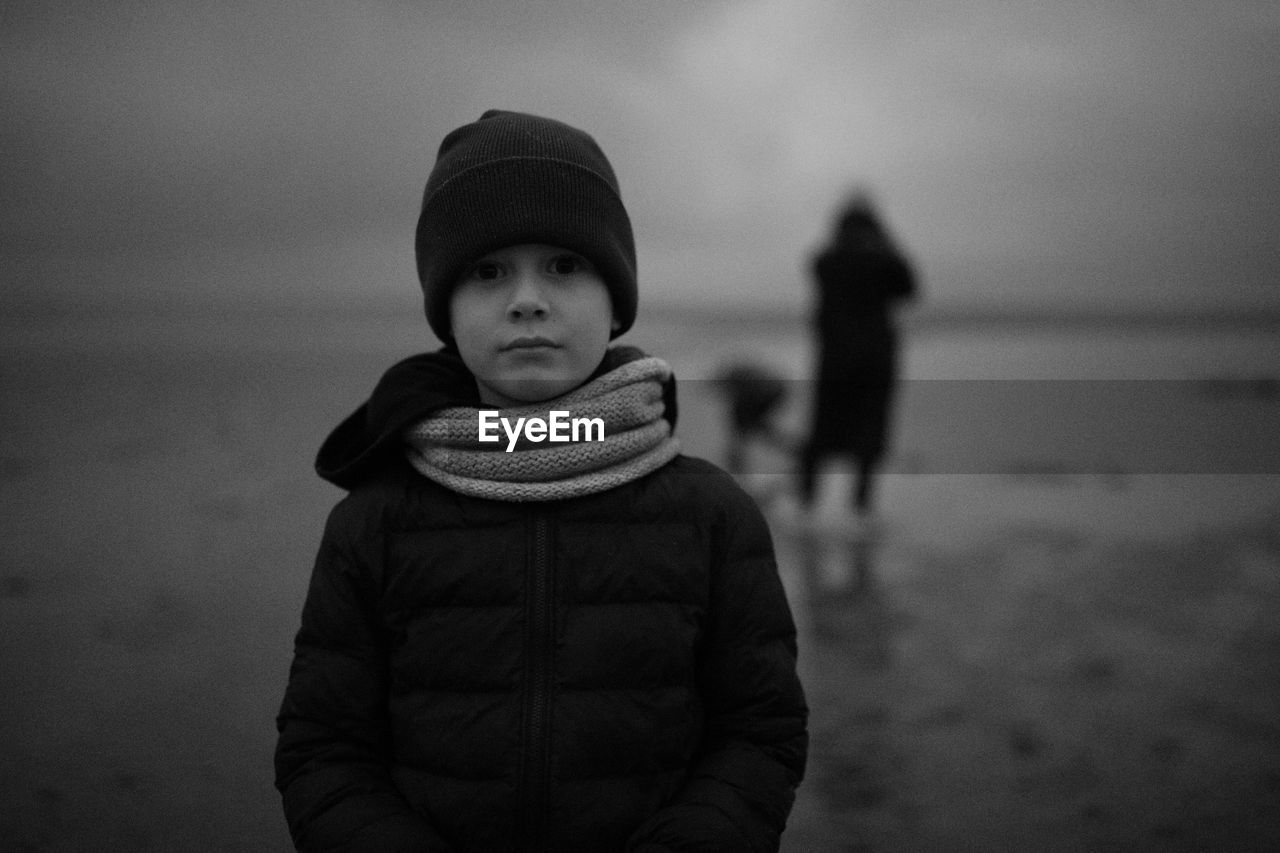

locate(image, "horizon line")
(5, 295), (1280, 330)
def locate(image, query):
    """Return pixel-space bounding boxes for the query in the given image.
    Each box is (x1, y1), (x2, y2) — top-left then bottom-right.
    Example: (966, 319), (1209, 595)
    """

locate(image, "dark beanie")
(415, 110), (638, 345)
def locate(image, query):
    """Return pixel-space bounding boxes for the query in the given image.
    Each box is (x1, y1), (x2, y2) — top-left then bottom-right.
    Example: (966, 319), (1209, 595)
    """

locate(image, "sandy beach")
(2, 311), (1278, 851)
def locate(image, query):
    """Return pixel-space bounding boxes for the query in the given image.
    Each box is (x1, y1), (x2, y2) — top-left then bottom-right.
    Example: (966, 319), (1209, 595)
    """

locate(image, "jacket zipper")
(521, 512), (554, 850)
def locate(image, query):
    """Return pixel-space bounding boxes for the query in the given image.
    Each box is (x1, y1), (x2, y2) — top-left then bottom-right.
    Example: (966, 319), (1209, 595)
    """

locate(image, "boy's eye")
(548, 254), (587, 275)
(469, 262), (502, 281)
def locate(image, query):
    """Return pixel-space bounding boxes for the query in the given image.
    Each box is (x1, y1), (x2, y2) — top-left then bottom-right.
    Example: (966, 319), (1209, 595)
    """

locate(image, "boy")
(275, 109), (808, 852)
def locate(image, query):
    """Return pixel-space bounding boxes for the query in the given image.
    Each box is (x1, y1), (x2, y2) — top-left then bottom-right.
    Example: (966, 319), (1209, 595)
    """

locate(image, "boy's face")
(450, 243), (617, 407)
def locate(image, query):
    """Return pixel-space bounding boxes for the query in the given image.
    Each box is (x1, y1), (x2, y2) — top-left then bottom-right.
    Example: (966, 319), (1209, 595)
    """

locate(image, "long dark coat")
(807, 229), (915, 463)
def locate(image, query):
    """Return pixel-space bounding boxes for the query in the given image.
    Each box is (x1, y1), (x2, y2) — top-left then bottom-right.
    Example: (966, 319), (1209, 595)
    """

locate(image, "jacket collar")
(315, 345), (677, 490)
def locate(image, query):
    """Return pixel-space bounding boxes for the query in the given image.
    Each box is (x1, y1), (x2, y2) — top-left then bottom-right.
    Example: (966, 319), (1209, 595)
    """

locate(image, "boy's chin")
(480, 377), (580, 407)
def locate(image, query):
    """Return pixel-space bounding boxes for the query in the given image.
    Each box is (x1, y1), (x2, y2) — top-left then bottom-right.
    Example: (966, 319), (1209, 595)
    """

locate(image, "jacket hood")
(316, 345), (679, 490)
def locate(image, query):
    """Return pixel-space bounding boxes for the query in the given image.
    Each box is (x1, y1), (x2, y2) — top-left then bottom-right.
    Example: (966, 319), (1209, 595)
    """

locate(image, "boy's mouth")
(502, 336), (559, 351)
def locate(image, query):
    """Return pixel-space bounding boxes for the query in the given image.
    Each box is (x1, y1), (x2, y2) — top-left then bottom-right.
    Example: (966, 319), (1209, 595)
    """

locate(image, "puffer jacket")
(275, 349), (808, 853)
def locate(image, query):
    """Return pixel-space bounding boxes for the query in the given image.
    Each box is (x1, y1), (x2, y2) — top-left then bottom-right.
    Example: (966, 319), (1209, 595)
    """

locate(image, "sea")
(3, 304), (1278, 478)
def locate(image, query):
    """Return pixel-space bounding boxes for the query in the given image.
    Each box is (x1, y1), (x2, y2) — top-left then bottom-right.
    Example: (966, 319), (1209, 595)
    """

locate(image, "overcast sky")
(4, 0), (1278, 316)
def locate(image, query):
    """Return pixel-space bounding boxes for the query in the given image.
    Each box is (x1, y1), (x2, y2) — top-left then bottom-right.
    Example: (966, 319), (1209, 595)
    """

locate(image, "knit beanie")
(415, 110), (638, 346)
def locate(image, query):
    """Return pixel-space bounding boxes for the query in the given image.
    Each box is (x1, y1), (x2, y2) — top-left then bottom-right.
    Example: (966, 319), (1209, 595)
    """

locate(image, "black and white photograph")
(3, 2), (1279, 850)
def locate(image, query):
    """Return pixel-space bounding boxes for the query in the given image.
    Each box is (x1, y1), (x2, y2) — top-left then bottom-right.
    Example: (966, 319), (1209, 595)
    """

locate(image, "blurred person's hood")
(315, 345), (677, 491)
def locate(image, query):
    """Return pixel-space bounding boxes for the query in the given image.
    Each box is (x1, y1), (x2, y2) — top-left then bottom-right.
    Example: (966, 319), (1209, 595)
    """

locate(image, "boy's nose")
(506, 272), (550, 321)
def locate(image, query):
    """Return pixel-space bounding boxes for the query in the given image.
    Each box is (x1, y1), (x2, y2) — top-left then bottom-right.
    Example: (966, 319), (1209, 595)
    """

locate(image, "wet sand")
(770, 473), (1280, 851)
(1, 314), (1278, 850)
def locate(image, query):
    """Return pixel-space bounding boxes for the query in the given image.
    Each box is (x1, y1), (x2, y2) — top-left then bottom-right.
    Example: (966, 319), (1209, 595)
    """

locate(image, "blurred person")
(799, 195), (917, 520)
(274, 110), (807, 852)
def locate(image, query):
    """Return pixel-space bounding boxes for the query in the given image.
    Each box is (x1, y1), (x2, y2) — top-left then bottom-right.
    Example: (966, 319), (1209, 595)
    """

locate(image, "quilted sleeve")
(274, 500), (455, 853)
(627, 482), (809, 853)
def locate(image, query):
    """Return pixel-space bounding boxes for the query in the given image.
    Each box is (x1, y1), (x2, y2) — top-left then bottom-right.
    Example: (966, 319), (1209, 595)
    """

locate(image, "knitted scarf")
(402, 356), (680, 502)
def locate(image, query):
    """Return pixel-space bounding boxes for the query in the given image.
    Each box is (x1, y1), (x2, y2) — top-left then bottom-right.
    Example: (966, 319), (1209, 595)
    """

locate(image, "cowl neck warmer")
(314, 345), (679, 493)
(402, 354), (680, 502)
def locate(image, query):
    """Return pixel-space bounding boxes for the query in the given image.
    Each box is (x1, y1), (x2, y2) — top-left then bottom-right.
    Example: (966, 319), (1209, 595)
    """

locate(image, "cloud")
(4, 0), (1278, 313)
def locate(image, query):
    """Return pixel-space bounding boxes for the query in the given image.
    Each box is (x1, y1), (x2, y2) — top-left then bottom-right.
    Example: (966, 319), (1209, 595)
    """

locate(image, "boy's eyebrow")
(422, 156), (625, 206)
